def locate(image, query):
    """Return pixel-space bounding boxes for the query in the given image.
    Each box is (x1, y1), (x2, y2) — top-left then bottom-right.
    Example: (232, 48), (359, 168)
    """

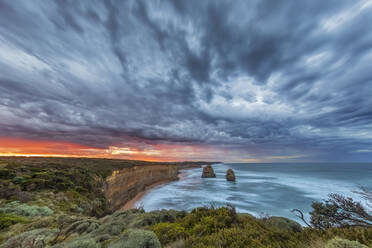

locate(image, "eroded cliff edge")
(103, 164), (179, 211)
(0, 157), (214, 213)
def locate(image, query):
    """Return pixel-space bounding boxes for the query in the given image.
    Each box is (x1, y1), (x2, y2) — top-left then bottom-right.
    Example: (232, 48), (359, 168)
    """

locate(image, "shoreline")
(121, 179), (175, 210)
(121, 169), (191, 210)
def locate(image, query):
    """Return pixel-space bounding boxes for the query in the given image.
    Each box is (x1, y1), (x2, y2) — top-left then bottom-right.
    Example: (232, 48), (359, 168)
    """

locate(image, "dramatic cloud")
(0, 0), (372, 162)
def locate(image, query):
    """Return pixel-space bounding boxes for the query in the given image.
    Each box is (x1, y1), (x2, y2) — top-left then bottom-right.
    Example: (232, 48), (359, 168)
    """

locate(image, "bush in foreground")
(0, 213), (27, 230)
(0, 201), (53, 217)
(152, 206), (372, 248)
(325, 237), (369, 248)
(1, 228), (59, 248)
(1, 206), (371, 248)
(107, 229), (161, 248)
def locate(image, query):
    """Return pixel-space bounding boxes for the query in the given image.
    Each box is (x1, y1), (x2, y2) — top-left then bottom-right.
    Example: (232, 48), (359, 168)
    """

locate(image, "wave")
(136, 163), (372, 220)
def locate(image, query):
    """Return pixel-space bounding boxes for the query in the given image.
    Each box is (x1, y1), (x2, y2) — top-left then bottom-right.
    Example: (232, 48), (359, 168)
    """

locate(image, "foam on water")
(136, 163), (372, 221)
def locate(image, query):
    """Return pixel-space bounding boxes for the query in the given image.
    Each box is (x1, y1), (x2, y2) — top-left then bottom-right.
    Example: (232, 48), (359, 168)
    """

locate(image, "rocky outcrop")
(103, 165), (178, 211)
(226, 169), (235, 181)
(201, 165), (216, 178)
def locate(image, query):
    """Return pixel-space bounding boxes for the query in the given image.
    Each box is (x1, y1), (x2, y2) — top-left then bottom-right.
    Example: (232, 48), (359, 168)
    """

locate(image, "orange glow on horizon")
(0, 137), (111, 158)
(0, 137), (223, 162)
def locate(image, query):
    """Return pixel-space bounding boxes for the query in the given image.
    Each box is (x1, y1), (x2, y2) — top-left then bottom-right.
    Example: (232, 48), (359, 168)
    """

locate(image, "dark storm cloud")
(0, 0), (372, 161)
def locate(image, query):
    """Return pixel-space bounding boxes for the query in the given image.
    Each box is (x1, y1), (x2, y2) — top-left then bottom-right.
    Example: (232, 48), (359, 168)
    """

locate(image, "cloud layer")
(0, 0), (372, 162)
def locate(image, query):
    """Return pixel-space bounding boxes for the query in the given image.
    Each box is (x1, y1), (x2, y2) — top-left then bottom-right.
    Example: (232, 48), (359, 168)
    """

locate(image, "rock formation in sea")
(226, 169), (235, 181)
(201, 165), (216, 178)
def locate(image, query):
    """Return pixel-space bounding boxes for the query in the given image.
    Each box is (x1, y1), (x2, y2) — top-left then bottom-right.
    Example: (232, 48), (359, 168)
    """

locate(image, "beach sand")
(121, 180), (173, 210)
(121, 170), (189, 210)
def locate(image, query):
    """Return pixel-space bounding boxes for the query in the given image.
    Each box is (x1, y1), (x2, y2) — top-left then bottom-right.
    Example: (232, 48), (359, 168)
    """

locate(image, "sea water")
(136, 163), (372, 222)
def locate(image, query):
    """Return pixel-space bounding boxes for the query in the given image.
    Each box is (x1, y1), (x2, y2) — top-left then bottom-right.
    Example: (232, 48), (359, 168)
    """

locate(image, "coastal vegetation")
(309, 191), (372, 229)
(0, 157), (371, 247)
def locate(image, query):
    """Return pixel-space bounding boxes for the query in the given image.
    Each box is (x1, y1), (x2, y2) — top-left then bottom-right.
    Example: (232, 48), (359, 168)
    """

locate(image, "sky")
(0, 0), (372, 162)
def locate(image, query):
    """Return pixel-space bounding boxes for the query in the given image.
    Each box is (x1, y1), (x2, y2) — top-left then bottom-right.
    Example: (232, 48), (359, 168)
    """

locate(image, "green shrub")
(186, 227), (249, 248)
(0, 168), (13, 179)
(0, 158), (112, 218)
(51, 237), (99, 248)
(0, 213), (27, 230)
(263, 216), (302, 232)
(75, 186), (88, 193)
(126, 209), (184, 228)
(56, 182), (71, 191)
(1, 228), (59, 248)
(0, 185), (32, 202)
(183, 206), (238, 231)
(107, 229), (161, 248)
(325, 237), (369, 248)
(33, 171), (52, 179)
(152, 206), (344, 248)
(153, 222), (186, 244)
(26, 216), (56, 229)
(12, 176), (27, 184)
(29, 178), (46, 186)
(164, 239), (186, 248)
(0, 201), (53, 217)
(91, 209), (181, 239)
(60, 219), (100, 238)
(92, 211), (130, 236)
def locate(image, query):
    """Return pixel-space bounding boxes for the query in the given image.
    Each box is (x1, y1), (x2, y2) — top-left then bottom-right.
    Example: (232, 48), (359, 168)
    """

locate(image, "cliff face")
(103, 165), (178, 211)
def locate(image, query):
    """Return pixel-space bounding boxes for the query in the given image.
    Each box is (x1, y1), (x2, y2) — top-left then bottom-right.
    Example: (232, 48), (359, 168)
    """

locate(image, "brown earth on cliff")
(104, 165), (179, 211)
(201, 165), (216, 178)
(0, 157), (206, 213)
(226, 169), (235, 181)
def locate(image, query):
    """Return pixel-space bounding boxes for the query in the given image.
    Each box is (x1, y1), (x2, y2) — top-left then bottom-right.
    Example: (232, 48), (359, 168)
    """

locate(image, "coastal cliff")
(103, 164), (178, 211)
(0, 157), (213, 213)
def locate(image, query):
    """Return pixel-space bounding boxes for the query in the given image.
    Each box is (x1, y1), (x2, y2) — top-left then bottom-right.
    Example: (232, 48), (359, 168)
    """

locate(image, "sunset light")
(0, 137), (233, 162)
(0, 1), (371, 247)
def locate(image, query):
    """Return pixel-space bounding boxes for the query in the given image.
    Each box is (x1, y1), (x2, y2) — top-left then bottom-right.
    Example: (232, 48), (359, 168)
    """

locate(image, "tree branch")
(291, 209), (311, 227)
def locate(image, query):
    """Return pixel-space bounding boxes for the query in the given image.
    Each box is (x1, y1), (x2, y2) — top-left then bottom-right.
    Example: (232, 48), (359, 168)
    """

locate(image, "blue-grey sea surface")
(136, 163), (372, 221)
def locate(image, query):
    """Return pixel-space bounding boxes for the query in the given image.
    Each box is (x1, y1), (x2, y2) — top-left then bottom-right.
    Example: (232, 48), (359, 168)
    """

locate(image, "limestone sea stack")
(226, 169), (235, 181)
(201, 165), (216, 178)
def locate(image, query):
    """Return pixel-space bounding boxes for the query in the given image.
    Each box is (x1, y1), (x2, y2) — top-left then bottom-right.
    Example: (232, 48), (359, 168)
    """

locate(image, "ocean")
(136, 163), (372, 222)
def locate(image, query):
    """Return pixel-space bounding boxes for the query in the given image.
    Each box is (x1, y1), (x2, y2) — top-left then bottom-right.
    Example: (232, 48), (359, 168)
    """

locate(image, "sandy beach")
(121, 170), (190, 210)
(121, 180), (173, 210)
